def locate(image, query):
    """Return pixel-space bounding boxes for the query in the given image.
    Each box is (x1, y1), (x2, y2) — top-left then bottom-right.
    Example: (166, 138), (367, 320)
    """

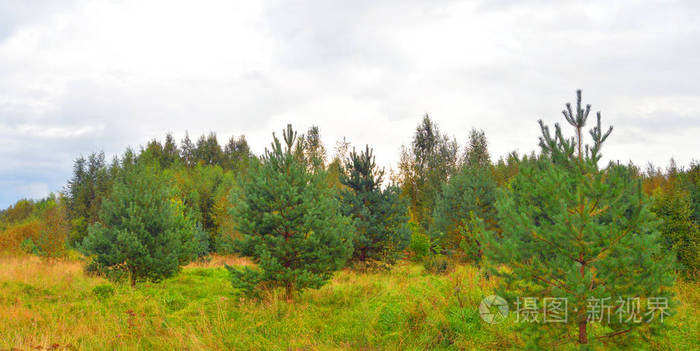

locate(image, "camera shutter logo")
(479, 295), (509, 324)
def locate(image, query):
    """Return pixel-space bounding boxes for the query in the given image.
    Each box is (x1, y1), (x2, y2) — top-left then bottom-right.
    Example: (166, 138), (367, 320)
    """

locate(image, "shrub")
(92, 284), (115, 300)
(409, 233), (430, 261)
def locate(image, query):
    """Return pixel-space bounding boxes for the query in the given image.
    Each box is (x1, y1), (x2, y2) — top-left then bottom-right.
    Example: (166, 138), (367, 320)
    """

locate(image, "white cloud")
(0, 0), (699, 207)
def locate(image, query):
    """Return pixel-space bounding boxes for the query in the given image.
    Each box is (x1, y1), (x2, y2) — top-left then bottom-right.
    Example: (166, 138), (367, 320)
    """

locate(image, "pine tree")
(82, 164), (201, 286)
(340, 145), (410, 264)
(227, 124), (353, 301)
(481, 91), (675, 348)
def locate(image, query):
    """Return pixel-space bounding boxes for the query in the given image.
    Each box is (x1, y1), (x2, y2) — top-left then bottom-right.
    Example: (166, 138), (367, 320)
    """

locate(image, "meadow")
(0, 254), (697, 351)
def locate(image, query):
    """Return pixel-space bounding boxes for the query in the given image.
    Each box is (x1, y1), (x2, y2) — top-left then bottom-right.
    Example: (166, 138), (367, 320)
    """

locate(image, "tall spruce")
(65, 152), (113, 246)
(227, 124), (353, 301)
(82, 164), (202, 286)
(481, 91), (675, 348)
(340, 145), (410, 264)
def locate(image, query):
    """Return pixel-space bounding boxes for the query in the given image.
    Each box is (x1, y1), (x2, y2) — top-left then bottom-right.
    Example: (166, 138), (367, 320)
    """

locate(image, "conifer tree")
(65, 152), (113, 246)
(481, 91), (675, 348)
(340, 145), (410, 264)
(82, 164), (201, 286)
(227, 124), (353, 301)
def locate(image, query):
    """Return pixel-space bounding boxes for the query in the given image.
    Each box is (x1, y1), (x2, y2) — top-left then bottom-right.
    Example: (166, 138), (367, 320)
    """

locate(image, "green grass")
(0, 255), (698, 350)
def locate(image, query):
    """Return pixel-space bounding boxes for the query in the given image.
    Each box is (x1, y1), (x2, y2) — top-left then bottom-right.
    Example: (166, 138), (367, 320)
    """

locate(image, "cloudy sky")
(1, 0), (699, 208)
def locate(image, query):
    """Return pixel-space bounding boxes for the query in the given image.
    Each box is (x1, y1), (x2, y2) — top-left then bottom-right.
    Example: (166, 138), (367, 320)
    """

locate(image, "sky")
(1, 0), (699, 208)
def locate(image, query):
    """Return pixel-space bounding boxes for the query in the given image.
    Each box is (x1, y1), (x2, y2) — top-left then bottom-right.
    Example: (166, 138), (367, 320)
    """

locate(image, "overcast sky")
(1, 0), (699, 208)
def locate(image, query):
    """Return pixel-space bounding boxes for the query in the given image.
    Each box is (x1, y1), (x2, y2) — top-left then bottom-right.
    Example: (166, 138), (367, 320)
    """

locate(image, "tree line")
(0, 91), (698, 347)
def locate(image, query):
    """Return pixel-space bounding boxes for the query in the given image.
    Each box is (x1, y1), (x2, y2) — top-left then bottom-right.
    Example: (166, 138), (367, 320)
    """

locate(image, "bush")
(92, 284), (115, 300)
(20, 238), (40, 255)
(408, 225), (431, 261)
(423, 254), (455, 274)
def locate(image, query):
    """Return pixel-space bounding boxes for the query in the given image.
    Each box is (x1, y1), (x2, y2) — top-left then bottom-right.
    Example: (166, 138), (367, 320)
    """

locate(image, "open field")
(0, 255), (698, 351)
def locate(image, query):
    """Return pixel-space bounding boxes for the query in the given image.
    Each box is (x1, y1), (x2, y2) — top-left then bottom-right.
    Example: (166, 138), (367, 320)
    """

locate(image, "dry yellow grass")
(0, 255), (697, 350)
(184, 254), (253, 268)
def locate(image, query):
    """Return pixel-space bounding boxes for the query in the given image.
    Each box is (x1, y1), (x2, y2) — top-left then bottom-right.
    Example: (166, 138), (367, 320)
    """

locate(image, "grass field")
(0, 255), (698, 350)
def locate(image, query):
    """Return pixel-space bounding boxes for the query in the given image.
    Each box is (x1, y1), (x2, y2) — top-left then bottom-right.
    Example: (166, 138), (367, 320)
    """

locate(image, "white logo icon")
(479, 295), (509, 324)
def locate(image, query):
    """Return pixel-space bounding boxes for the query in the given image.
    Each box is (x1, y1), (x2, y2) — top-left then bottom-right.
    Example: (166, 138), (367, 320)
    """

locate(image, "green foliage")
(167, 164), (235, 249)
(65, 152), (115, 246)
(92, 284), (115, 300)
(463, 128), (491, 168)
(432, 166), (497, 261)
(340, 145), (410, 264)
(229, 124), (354, 300)
(299, 125), (327, 170)
(82, 164), (201, 286)
(195, 132), (225, 166)
(20, 238), (39, 255)
(482, 91), (676, 348)
(223, 134), (253, 171)
(652, 184), (700, 278)
(225, 264), (265, 298)
(2, 253), (700, 350)
(409, 227), (431, 261)
(686, 161), (700, 222)
(138, 133), (181, 168)
(399, 115), (459, 231)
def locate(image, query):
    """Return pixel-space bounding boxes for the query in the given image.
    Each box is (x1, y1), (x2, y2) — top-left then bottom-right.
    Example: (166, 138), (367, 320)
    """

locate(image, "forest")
(0, 91), (698, 350)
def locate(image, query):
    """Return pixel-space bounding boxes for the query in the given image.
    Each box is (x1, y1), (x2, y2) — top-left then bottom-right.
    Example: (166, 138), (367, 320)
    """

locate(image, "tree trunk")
(578, 257), (587, 344)
(578, 318), (588, 344)
(285, 282), (293, 303)
(130, 271), (136, 287)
